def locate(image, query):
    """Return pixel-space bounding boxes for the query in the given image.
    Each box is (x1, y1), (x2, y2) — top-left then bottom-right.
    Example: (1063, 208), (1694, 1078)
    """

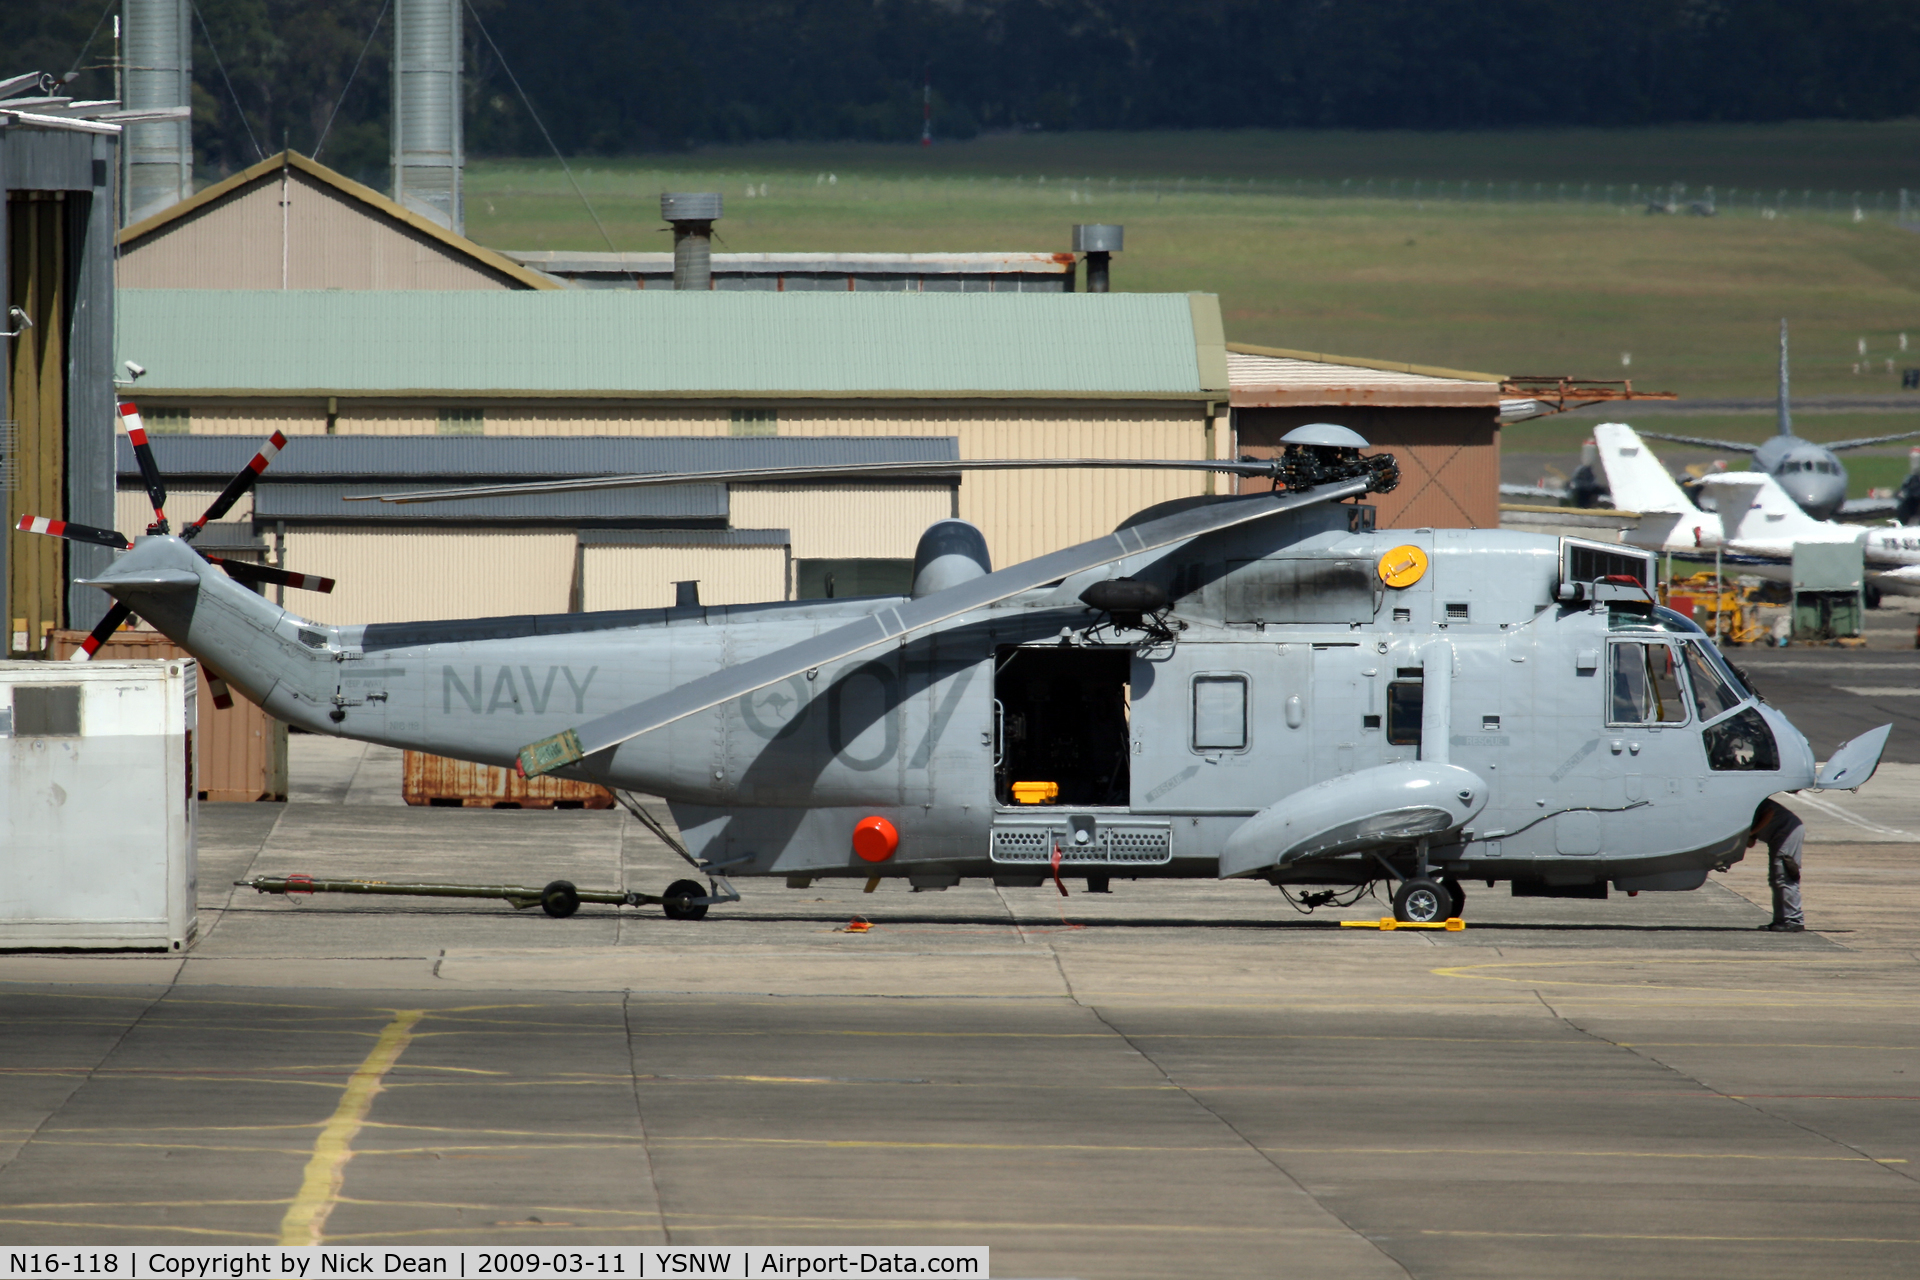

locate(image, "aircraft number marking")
(827, 661), (899, 772)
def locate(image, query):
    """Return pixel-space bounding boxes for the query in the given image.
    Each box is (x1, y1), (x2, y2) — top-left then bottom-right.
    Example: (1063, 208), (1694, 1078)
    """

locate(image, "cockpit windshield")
(1683, 641), (1744, 721)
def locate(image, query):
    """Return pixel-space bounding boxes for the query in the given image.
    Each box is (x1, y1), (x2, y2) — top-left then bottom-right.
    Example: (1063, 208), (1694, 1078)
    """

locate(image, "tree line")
(6, 0), (1918, 186)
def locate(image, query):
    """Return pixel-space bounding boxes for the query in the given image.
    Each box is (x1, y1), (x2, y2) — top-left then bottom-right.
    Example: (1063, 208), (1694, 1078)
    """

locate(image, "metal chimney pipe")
(1072, 224), (1123, 292)
(661, 193), (723, 289)
(122, 0), (193, 225)
(392, 0), (463, 232)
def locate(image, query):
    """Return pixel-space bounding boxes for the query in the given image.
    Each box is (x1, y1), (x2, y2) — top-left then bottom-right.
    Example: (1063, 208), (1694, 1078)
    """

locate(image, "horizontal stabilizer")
(76, 567), (203, 591)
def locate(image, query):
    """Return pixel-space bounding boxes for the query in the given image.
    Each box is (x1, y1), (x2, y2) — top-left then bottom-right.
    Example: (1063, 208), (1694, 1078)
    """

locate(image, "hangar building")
(113, 288), (1228, 620)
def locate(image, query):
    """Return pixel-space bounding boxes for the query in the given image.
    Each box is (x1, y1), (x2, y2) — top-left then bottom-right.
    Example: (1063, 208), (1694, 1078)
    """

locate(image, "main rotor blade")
(206, 556), (336, 594)
(119, 403), (170, 533)
(1635, 430), (1760, 455)
(16, 514), (132, 550)
(518, 476), (1374, 777)
(68, 601), (135, 661)
(186, 430), (288, 538)
(349, 457), (1293, 506)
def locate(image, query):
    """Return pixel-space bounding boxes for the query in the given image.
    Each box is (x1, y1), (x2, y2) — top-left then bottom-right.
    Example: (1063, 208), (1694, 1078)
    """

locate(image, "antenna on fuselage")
(1777, 317), (1793, 438)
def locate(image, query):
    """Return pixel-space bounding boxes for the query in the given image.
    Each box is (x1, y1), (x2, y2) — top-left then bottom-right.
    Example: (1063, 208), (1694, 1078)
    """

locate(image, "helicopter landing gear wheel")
(540, 880), (581, 918)
(662, 878), (709, 921)
(1392, 878), (1448, 924)
(1440, 876), (1466, 919)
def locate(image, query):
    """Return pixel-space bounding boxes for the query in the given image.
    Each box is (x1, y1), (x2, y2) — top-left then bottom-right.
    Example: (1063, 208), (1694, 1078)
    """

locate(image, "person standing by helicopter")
(1748, 799), (1806, 932)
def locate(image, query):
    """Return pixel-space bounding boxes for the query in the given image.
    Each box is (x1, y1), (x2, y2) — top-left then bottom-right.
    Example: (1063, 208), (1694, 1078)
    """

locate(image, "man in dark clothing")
(1748, 799), (1805, 932)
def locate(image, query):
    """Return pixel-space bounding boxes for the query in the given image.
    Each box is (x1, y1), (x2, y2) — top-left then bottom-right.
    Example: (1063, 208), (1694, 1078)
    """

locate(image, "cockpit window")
(1703, 706), (1780, 771)
(1683, 642), (1743, 722)
(1609, 642), (1687, 725)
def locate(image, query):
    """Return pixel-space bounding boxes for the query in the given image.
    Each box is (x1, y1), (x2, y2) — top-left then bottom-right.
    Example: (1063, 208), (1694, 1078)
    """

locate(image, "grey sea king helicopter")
(23, 411), (1893, 924)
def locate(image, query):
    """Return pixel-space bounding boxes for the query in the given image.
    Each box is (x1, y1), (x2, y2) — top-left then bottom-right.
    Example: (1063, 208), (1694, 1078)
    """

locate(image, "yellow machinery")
(1660, 573), (1765, 645)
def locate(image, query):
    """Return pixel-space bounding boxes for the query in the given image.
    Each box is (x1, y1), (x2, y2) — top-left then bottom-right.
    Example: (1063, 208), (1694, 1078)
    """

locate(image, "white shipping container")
(1, 660), (198, 950)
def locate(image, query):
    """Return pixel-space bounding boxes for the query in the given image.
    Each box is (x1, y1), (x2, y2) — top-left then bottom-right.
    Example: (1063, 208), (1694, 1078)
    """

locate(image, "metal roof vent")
(123, 0), (193, 225)
(1072, 224), (1123, 292)
(661, 193), (723, 290)
(392, 0), (464, 232)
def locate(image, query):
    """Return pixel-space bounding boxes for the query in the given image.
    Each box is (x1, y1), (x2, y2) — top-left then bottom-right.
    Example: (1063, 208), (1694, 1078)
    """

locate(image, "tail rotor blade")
(68, 601), (135, 661)
(187, 430), (287, 539)
(206, 556), (336, 594)
(202, 667), (235, 711)
(16, 514), (133, 550)
(120, 402), (170, 534)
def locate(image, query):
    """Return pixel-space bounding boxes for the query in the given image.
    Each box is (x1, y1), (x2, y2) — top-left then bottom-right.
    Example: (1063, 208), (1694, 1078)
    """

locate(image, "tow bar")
(235, 873), (741, 919)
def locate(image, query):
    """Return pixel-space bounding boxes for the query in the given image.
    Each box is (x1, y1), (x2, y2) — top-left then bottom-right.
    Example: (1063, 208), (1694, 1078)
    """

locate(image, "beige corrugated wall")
(583, 544), (788, 611)
(132, 401), (1209, 564)
(118, 169), (520, 290)
(117, 486), (244, 534)
(773, 407), (1208, 567)
(165, 403), (327, 436)
(729, 484), (951, 562)
(282, 529), (575, 624)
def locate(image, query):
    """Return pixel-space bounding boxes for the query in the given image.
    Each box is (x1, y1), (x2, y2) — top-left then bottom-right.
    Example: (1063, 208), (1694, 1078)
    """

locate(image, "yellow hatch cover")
(1377, 545), (1429, 589)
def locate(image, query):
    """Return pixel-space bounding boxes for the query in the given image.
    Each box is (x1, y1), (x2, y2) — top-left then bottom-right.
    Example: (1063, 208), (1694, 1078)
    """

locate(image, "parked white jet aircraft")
(1594, 422), (1920, 598)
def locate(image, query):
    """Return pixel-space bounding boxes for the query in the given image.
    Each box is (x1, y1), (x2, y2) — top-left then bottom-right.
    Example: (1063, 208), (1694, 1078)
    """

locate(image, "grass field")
(462, 124), (1920, 402)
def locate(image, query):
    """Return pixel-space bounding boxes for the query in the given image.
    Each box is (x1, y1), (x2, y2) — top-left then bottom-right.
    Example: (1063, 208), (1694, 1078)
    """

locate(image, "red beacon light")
(852, 816), (899, 863)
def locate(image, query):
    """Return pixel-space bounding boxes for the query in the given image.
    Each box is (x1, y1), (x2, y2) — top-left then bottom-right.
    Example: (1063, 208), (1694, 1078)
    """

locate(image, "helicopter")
(22, 420), (1891, 924)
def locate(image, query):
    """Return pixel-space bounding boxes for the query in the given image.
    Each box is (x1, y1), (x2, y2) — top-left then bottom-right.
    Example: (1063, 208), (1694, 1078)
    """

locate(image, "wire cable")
(315, 0), (391, 162)
(463, 0), (630, 275)
(65, 0), (119, 81)
(189, 0), (264, 162)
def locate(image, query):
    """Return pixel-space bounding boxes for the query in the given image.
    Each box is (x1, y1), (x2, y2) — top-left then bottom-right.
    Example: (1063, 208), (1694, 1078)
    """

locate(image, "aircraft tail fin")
(78, 536), (342, 732)
(1700, 471), (1852, 545)
(1592, 423), (1696, 515)
(1777, 318), (1794, 438)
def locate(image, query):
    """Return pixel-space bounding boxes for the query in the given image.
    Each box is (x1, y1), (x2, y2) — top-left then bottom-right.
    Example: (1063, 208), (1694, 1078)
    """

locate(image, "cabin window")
(730, 408), (778, 436)
(1192, 675), (1248, 751)
(1386, 681), (1423, 745)
(436, 408), (483, 436)
(1609, 642), (1687, 725)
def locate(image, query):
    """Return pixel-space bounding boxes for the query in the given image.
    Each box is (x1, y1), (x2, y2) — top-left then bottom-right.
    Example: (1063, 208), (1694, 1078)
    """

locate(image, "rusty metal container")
(402, 750), (613, 808)
(50, 628), (287, 801)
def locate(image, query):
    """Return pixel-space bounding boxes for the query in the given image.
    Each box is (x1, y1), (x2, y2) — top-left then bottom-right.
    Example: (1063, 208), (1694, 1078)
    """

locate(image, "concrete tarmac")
(3, 741), (1919, 1277)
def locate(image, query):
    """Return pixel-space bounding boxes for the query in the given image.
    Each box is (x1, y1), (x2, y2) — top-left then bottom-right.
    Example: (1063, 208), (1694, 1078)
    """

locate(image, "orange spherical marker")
(852, 815), (900, 862)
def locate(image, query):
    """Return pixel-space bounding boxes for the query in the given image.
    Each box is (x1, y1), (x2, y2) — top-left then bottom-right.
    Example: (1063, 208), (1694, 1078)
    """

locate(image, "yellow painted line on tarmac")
(40, 1140), (312, 1155)
(1258, 1145), (1903, 1164)
(278, 1008), (424, 1246)
(1422, 1229), (1920, 1245)
(0, 1199), (287, 1211)
(0, 1218), (273, 1241)
(1430, 956), (1884, 996)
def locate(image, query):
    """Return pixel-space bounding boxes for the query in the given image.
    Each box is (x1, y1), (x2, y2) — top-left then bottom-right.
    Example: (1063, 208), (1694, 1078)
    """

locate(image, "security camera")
(2, 305), (30, 338)
(124, 360), (146, 379)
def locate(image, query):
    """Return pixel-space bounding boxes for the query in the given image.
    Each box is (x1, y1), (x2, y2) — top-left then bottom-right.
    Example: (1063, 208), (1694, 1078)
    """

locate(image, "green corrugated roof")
(117, 290), (1221, 399)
